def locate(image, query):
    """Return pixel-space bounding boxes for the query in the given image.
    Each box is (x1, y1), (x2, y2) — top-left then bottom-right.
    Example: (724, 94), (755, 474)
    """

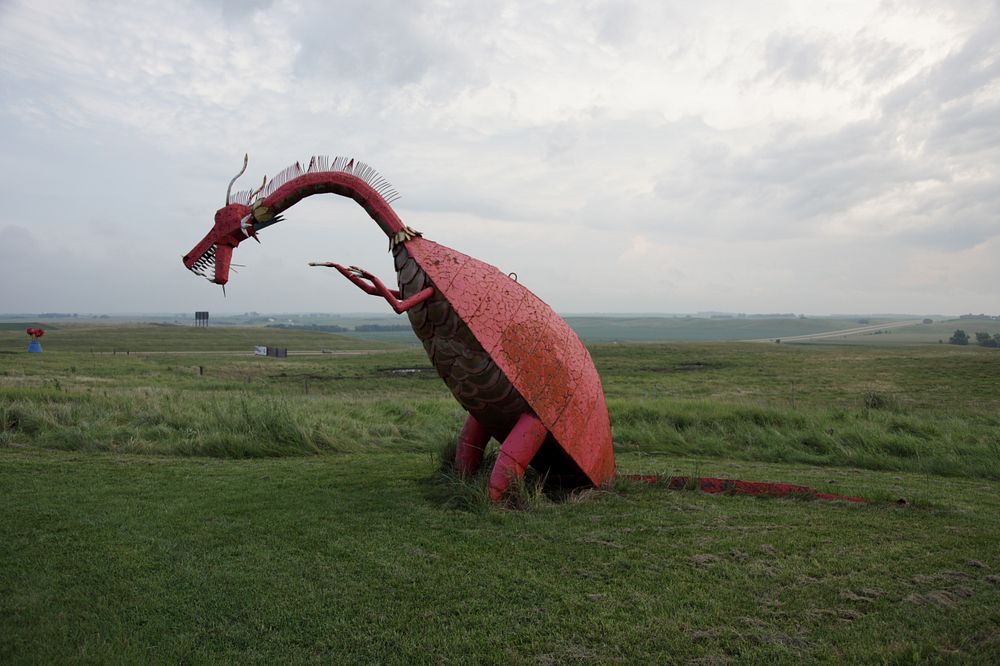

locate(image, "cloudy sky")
(1, 0), (997, 315)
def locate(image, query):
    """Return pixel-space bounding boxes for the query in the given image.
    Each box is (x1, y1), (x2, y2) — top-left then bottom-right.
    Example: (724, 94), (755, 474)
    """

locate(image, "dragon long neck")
(235, 156), (407, 238)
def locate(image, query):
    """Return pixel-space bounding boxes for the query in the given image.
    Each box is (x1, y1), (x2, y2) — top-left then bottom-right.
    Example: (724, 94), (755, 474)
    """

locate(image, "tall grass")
(2, 338), (999, 480)
(431, 447), (555, 513)
(0, 389), (464, 458)
(610, 398), (1000, 480)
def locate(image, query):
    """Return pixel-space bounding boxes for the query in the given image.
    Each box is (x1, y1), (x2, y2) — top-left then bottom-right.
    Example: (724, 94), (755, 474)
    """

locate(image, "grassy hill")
(562, 316), (898, 342)
(252, 315), (892, 345)
(795, 317), (1000, 346)
(2, 330), (999, 662)
(0, 322), (55, 332)
(9, 314), (974, 347)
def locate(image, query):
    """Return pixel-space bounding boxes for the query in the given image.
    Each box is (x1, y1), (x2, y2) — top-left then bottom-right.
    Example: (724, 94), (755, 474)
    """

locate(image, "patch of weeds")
(690, 553), (722, 568)
(863, 390), (899, 411)
(887, 418), (936, 439)
(0, 402), (45, 435)
(498, 468), (550, 511)
(799, 433), (830, 454)
(884, 439), (918, 459)
(429, 443), (551, 512)
(436, 436), (458, 473)
(431, 467), (493, 513)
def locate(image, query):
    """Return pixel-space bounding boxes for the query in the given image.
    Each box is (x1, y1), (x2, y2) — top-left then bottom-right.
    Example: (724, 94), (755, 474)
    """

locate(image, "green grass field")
(2, 326), (999, 663)
(563, 316), (894, 342)
(0, 323), (397, 354)
(3, 313), (951, 347)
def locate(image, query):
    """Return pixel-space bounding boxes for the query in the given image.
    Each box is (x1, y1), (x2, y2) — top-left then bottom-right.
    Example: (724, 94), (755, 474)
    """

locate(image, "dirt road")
(743, 320), (925, 343)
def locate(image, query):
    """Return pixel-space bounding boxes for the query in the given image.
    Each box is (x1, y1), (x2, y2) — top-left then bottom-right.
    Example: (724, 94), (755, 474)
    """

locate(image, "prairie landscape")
(4, 0), (1000, 662)
(2, 320), (999, 663)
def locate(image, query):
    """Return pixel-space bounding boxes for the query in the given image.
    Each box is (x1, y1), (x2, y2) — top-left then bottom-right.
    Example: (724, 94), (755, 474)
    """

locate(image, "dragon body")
(184, 156), (615, 500)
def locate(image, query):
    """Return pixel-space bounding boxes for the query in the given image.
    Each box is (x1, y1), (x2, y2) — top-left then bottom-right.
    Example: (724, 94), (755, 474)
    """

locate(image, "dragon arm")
(309, 262), (434, 314)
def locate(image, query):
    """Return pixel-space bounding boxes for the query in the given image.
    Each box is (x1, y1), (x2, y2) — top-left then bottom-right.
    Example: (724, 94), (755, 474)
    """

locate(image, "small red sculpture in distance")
(183, 155), (615, 501)
(26, 328), (44, 339)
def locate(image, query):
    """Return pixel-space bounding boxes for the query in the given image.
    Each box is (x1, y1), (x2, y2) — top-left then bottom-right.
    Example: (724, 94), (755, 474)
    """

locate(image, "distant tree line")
(975, 331), (1000, 348)
(266, 323), (348, 333)
(949, 329), (969, 345)
(948, 329), (1000, 347)
(265, 322), (411, 333)
(354, 324), (411, 332)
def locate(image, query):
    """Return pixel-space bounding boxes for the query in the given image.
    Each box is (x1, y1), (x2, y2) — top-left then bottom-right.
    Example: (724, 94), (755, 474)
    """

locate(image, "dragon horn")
(249, 174), (267, 201)
(225, 153), (249, 205)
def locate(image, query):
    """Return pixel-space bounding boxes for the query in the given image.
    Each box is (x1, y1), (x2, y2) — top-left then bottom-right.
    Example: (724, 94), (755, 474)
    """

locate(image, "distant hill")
(561, 316), (896, 343)
(3, 315), (970, 349)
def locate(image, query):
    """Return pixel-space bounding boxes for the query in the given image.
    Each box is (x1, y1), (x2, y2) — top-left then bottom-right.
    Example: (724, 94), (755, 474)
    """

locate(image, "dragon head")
(182, 154), (272, 287)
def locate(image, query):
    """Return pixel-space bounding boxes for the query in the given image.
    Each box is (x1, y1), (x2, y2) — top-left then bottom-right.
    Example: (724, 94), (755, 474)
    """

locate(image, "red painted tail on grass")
(626, 475), (865, 503)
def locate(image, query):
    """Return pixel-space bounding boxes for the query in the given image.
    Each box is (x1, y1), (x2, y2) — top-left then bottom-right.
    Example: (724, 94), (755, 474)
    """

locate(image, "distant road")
(743, 319), (925, 343)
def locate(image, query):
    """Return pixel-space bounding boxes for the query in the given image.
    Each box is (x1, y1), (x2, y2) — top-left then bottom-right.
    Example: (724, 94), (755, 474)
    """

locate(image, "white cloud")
(0, 0), (997, 314)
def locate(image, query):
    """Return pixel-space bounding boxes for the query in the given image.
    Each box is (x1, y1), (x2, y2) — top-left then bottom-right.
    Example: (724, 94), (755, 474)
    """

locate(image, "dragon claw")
(308, 262), (368, 280)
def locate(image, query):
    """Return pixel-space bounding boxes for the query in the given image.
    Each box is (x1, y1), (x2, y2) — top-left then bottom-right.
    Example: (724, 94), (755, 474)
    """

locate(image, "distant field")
(2, 326), (1000, 662)
(562, 316), (896, 342)
(0, 322), (55, 332)
(0, 316), (916, 351)
(795, 318), (1000, 346)
(0, 324), (399, 353)
(275, 315), (934, 346)
(329, 328), (422, 346)
(261, 314), (906, 344)
(1, 315), (940, 347)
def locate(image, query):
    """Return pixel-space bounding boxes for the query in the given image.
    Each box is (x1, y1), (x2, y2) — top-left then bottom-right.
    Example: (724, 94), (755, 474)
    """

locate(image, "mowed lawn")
(2, 327), (1000, 663)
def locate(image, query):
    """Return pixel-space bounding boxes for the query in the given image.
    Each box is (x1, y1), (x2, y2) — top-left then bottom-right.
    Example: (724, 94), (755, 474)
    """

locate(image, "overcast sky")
(1, 0), (997, 315)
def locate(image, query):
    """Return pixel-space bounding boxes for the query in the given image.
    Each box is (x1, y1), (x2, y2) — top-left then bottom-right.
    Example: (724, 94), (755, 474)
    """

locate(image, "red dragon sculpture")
(183, 155), (616, 501)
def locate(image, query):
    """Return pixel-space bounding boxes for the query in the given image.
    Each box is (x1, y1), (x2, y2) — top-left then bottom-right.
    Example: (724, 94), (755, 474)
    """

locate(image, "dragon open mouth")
(187, 244), (217, 280)
(182, 220), (232, 285)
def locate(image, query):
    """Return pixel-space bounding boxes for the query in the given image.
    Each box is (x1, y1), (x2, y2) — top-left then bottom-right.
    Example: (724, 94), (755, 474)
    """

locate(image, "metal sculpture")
(25, 328), (44, 353)
(183, 155), (615, 501)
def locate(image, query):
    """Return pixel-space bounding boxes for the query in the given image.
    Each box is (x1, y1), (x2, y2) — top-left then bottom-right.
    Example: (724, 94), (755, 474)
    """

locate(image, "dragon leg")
(488, 412), (548, 502)
(454, 414), (490, 476)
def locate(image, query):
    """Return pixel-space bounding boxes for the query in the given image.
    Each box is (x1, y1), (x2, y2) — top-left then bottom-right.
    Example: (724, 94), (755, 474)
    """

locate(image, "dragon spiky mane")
(227, 155), (401, 207)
